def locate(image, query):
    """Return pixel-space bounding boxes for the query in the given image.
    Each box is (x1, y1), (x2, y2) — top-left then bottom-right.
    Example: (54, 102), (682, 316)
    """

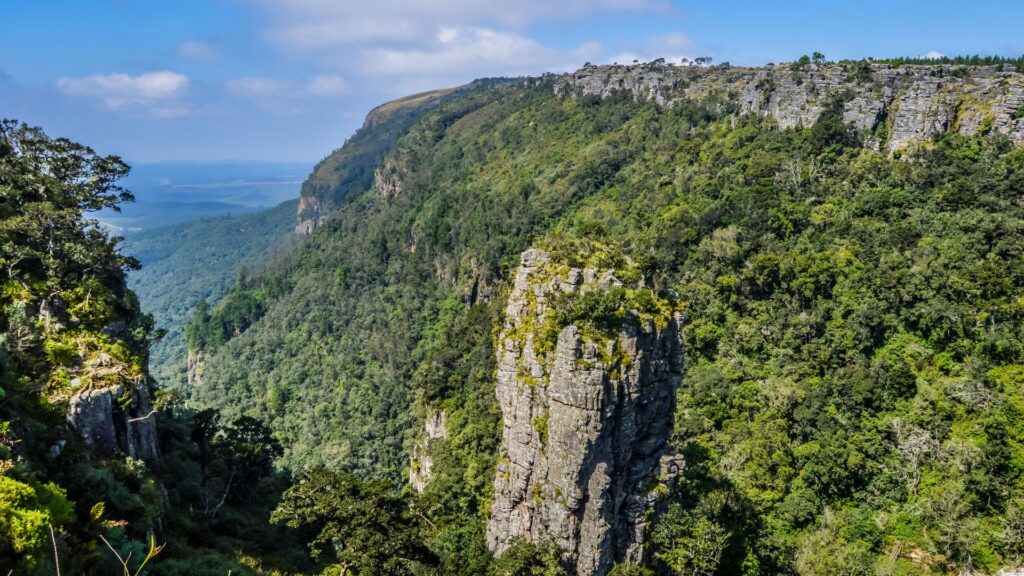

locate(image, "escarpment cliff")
(296, 88), (454, 236)
(183, 55), (1024, 574)
(560, 61), (1024, 151)
(298, 62), (1024, 242)
(486, 250), (684, 576)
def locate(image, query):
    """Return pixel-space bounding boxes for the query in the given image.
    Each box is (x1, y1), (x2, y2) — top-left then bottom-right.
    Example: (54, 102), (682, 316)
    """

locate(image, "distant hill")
(121, 199), (298, 389)
(96, 161), (309, 232)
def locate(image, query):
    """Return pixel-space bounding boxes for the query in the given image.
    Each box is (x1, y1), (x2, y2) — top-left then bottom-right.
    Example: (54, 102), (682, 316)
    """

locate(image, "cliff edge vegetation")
(188, 60), (1024, 574)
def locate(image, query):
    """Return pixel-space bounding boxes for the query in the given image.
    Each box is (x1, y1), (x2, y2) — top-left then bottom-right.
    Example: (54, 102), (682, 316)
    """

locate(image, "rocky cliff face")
(296, 64), (1024, 240)
(558, 62), (1024, 151)
(486, 250), (684, 576)
(187, 349), (206, 389)
(67, 381), (159, 461)
(39, 310), (163, 462)
(409, 410), (448, 492)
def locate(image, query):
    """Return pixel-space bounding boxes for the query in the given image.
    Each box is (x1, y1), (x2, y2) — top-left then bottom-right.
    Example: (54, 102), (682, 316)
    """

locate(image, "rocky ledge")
(558, 61), (1024, 151)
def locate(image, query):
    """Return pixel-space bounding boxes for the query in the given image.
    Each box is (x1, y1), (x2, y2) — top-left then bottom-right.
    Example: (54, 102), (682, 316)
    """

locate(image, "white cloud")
(605, 32), (696, 66)
(178, 41), (221, 61)
(269, 17), (422, 48)
(360, 27), (570, 78)
(648, 32), (693, 54)
(255, 0), (658, 48)
(55, 71), (190, 115)
(226, 74), (351, 113)
(228, 75), (350, 98)
(239, 0), (688, 99)
(227, 76), (287, 97)
(305, 74), (348, 95)
(924, 50), (945, 59)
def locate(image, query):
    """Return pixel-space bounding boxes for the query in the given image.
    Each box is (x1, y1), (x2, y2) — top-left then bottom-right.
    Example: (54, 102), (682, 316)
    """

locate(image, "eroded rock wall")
(486, 250), (684, 576)
(409, 410), (448, 492)
(67, 382), (159, 461)
(559, 62), (1024, 151)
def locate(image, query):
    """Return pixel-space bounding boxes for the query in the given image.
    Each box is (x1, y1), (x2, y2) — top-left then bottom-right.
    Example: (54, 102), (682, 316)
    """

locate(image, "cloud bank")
(56, 71), (190, 117)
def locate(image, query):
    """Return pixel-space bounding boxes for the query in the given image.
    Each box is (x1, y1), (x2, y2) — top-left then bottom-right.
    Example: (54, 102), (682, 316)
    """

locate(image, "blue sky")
(3, 0), (1022, 163)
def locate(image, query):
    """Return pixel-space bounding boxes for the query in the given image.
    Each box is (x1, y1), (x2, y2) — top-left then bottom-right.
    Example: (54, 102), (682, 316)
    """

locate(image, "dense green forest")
(189, 76), (1024, 575)
(7, 57), (1024, 574)
(0, 120), (312, 574)
(120, 201), (297, 389)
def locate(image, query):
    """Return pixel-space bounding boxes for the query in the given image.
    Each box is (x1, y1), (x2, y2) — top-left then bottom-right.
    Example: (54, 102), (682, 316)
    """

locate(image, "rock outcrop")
(558, 62), (1024, 151)
(67, 381), (159, 461)
(187, 349), (206, 389)
(486, 250), (684, 576)
(409, 410), (448, 492)
(295, 195), (321, 236)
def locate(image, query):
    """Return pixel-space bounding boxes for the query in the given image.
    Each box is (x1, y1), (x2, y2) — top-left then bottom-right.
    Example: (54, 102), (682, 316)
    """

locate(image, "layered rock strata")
(559, 62), (1024, 151)
(486, 249), (684, 576)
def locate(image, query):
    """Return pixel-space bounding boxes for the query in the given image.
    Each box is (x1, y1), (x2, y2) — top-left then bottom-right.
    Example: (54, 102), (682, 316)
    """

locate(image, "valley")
(5, 56), (1024, 575)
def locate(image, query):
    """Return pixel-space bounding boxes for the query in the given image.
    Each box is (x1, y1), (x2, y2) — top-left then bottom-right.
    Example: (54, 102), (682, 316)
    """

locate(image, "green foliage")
(655, 120), (1024, 573)
(0, 121), (307, 574)
(0, 119), (138, 297)
(187, 411), (283, 520)
(867, 54), (1024, 67)
(607, 564), (654, 576)
(183, 68), (1024, 575)
(272, 468), (437, 575)
(151, 407), (312, 576)
(488, 539), (566, 576)
(410, 301), (501, 574)
(0, 475), (72, 557)
(121, 199), (297, 389)
(790, 55), (811, 70)
(653, 509), (730, 576)
(0, 119), (159, 574)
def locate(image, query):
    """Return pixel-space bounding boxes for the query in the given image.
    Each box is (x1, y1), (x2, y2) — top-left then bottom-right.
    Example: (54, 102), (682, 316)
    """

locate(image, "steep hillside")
(0, 121), (311, 575)
(296, 87), (455, 235)
(121, 199), (297, 390)
(189, 61), (1024, 574)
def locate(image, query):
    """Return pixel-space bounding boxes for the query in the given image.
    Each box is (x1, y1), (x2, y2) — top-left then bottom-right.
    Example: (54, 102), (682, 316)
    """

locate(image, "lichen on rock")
(486, 249), (684, 576)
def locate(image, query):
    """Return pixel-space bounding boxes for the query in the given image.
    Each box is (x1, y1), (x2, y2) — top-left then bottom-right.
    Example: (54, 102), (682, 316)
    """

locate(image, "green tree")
(607, 564), (654, 576)
(191, 411), (282, 519)
(0, 119), (137, 296)
(272, 468), (437, 575)
(489, 539), (566, 576)
(652, 503), (730, 576)
(0, 476), (73, 561)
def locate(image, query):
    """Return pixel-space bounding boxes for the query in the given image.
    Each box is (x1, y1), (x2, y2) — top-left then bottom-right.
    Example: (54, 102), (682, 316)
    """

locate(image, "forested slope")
(188, 62), (1024, 574)
(121, 200), (297, 389)
(0, 120), (312, 575)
